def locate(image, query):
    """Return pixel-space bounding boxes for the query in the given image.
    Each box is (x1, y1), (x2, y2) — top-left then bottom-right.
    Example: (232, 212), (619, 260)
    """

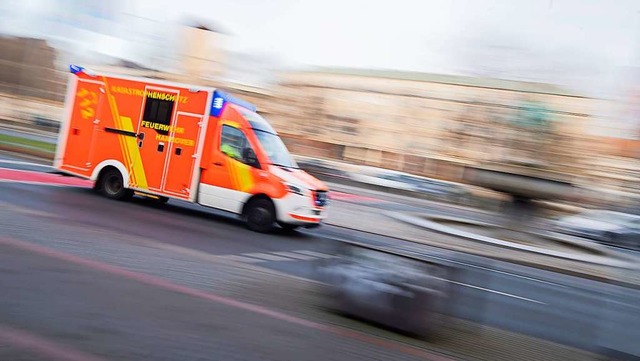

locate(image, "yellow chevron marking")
(102, 77), (148, 189)
(80, 108), (95, 119)
(224, 156), (253, 192)
(77, 88), (89, 97)
(225, 157), (239, 190)
(77, 88), (98, 119)
(119, 115), (148, 189)
(236, 163), (253, 192)
(221, 120), (239, 128)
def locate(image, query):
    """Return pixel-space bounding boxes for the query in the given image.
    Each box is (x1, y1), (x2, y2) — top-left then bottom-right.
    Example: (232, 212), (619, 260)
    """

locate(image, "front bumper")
(274, 193), (328, 225)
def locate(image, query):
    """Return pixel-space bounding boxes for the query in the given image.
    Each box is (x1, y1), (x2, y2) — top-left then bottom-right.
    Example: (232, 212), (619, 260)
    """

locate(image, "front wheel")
(98, 168), (133, 201)
(245, 198), (275, 233)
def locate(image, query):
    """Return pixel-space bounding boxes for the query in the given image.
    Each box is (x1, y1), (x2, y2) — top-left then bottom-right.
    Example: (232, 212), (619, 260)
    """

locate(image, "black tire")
(98, 168), (133, 201)
(278, 222), (300, 232)
(245, 198), (275, 233)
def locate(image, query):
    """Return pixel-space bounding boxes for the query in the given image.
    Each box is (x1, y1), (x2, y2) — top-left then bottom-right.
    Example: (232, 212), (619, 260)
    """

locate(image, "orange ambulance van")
(55, 65), (329, 232)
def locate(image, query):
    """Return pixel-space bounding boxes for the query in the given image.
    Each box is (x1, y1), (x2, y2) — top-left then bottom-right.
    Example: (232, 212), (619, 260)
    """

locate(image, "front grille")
(313, 190), (328, 207)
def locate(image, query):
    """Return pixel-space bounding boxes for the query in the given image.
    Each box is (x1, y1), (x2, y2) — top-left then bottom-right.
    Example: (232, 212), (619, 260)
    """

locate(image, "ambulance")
(55, 65), (329, 232)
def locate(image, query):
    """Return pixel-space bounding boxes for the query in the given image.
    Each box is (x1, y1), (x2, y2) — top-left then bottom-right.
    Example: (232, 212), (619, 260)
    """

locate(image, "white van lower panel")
(197, 183), (249, 214)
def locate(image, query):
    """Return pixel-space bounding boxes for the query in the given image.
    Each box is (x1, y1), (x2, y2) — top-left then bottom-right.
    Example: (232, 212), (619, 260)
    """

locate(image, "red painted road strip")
(0, 168), (91, 187)
(0, 236), (453, 361)
(0, 167), (385, 203)
(0, 324), (108, 361)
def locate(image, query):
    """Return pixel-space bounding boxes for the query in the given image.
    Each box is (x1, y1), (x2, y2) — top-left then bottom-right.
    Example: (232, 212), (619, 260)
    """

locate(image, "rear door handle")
(214, 162), (223, 166)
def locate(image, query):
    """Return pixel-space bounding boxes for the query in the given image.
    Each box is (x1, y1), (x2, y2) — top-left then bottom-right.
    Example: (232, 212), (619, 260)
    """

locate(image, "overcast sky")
(138, 0), (640, 96)
(3, 0), (640, 96)
(137, 0), (640, 69)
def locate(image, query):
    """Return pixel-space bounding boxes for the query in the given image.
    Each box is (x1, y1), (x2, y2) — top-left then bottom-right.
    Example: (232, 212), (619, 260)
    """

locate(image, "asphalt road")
(0, 154), (638, 360)
(2, 240), (463, 361)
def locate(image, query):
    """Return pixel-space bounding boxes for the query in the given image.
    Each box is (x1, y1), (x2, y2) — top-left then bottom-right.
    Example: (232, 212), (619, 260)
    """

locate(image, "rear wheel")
(245, 198), (275, 233)
(98, 168), (133, 201)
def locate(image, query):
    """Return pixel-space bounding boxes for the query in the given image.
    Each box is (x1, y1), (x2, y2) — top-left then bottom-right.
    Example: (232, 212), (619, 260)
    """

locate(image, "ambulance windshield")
(240, 109), (298, 169)
(254, 130), (298, 169)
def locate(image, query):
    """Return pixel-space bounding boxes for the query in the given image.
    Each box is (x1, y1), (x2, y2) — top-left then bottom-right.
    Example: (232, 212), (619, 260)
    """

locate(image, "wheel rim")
(104, 175), (123, 195)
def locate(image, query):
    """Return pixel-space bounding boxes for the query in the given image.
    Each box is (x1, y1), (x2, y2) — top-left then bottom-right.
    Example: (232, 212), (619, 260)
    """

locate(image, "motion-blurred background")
(2, 0), (639, 205)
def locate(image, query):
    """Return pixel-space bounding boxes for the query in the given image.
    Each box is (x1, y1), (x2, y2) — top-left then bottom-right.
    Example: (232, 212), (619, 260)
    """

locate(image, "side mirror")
(242, 147), (260, 168)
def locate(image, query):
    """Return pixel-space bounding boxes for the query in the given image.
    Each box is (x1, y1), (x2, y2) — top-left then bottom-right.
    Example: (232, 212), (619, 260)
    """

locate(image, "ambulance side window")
(143, 98), (174, 134)
(220, 125), (254, 165)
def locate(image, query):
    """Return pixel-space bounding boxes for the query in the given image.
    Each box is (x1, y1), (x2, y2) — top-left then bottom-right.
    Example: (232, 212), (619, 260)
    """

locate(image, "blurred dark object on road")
(315, 241), (452, 338)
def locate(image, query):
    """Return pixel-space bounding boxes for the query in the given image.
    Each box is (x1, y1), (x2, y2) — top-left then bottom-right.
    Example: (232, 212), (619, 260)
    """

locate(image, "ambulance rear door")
(134, 85), (210, 200)
(162, 112), (204, 196)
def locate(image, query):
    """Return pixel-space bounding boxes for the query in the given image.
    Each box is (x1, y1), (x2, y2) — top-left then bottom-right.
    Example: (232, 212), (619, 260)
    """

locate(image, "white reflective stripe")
(271, 251), (317, 261)
(218, 255), (264, 263)
(293, 250), (336, 259)
(243, 253), (292, 262)
(446, 280), (546, 304)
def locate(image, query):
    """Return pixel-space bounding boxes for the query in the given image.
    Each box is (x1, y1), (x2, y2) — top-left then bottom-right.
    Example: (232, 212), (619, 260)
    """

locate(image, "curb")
(422, 213), (614, 255)
(387, 211), (636, 269)
(384, 212), (640, 289)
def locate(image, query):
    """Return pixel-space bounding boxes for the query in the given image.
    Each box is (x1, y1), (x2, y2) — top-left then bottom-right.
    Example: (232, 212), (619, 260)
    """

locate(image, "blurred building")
(179, 23), (227, 83)
(261, 68), (600, 183)
(0, 37), (65, 102)
(223, 52), (280, 90)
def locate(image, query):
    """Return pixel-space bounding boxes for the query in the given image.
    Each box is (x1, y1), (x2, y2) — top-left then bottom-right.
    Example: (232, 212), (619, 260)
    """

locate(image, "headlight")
(285, 183), (305, 196)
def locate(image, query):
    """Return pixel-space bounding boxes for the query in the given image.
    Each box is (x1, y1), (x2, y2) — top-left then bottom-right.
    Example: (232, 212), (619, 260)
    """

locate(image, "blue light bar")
(69, 64), (85, 74)
(210, 90), (257, 117)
